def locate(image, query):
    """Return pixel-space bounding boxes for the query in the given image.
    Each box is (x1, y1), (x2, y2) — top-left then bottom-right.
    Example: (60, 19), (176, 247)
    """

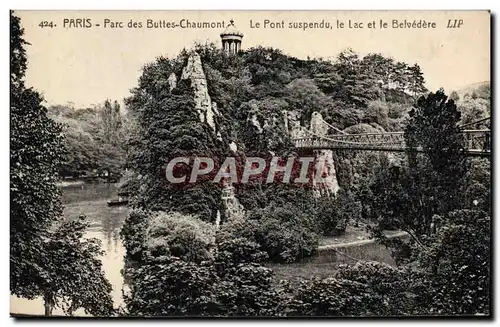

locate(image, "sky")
(17, 10), (491, 108)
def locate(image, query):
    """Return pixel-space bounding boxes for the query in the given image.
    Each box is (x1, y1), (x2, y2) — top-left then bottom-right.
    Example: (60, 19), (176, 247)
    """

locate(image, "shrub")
(214, 264), (284, 316)
(334, 261), (431, 315)
(464, 181), (490, 212)
(343, 123), (384, 134)
(285, 261), (435, 317)
(212, 218), (286, 316)
(124, 209), (287, 317)
(145, 211), (215, 263)
(251, 204), (319, 263)
(123, 256), (219, 316)
(287, 277), (383, 316)
(215, 217), (267, 269)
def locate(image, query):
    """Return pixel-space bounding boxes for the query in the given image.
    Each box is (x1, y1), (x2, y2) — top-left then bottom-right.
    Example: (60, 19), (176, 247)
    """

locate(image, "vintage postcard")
(10, 10), (491, 317)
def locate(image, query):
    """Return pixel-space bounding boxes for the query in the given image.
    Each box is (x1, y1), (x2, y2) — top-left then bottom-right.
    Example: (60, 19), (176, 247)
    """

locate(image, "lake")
(10, 183), (129, 316)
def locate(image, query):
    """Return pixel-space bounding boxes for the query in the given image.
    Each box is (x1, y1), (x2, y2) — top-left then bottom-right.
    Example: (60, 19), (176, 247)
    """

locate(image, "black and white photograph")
(9, 10), (491, 318)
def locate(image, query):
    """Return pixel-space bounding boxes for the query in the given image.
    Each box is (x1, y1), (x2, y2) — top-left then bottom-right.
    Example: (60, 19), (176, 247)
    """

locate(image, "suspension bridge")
(292, 116), (491, 157)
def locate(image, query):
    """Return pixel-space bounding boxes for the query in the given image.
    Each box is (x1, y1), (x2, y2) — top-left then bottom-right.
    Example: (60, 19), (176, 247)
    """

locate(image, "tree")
(449, 91), (460, 102)
(250, 201), (319, 263)
(48, 102), (127, 179)
(119, 41), (491, 316)
(123, 210), (283, 317)
(367, 90), (490, 315)
(242, 46), (296, 98)
(144, 211), (216, 263)
(475, 83), (490, 100)
(10, 11), (27, 89)
(11, 9), (65, 301)
(316, 189), (361, 236)
(99, 100), (122, 144)
(236, 98), (292, 154)
(285, 78), (330, 124)
(360, 53), (394, 88)
(124, 256), (219, 316)
(364, 100), (389, 130)
(367, 90), (469, 263)
(331, 48), (378, 107)
(213, 217), (284, 316)
(465, 157), (491, 213)
(10, 11), (113, 316)
(287, 277), (383, 316)
(40, 216), (115, 316)
(407, 64), (428, 96)
(471, 90), (478, 99)
(458, 97), (490, 127)
(51, 112), (99, 177)
(120, 209), (150, 261)
(405, 90), (468, 217)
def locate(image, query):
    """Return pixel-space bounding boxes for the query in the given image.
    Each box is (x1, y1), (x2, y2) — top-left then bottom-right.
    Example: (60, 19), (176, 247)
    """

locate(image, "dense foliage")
(119, 41), (490, 317)
(364, 91), (491, 314)
(123, 211), (284, 317)
(48, 100), (127, 179)
(123, 206), (490, 317)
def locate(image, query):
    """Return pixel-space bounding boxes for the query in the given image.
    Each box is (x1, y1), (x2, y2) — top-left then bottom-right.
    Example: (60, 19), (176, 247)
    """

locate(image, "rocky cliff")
(180, 52), (243, 221)
(310, 112), (340, 197)
(181, 52), (222, 141)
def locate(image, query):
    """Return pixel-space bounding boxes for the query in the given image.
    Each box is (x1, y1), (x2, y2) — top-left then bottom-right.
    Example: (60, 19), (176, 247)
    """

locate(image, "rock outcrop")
(310, 112), (340, 197)
(167, 73), (177, 92)
(310, 112), (329, 136)
(248, 114), (263, 133)
(180, 52), (242, 218)
(229, 141), (238, 153)
(286, 110), (307, 139)
(181, 52), (219, 136)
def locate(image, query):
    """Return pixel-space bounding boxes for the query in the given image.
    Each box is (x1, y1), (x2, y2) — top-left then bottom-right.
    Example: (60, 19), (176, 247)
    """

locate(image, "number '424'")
(39, 21), (55, 28)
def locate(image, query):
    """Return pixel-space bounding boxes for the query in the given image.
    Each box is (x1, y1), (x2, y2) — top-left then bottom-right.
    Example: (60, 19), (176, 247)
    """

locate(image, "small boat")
(107, 198), (129, 207)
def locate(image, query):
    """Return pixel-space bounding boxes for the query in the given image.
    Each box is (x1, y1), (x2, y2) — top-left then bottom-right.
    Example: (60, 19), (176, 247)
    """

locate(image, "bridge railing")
(323, 132), (405, 146)
(293, 132), (405, 150)
(293, 129), (490, 154)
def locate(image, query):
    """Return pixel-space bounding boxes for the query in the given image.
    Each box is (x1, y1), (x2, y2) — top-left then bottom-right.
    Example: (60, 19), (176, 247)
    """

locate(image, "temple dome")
(220, 19), (243, 55)
(220, 19), (243, 37)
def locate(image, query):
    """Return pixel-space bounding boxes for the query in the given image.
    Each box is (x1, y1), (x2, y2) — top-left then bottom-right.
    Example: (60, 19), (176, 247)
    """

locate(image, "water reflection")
(10, 183), (129, 316)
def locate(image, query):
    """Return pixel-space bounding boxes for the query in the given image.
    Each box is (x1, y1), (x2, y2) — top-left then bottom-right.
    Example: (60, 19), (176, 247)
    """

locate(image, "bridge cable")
(319, 117), (348, 135)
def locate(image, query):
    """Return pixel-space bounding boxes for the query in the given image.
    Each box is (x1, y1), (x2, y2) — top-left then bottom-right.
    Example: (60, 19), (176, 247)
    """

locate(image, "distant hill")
(451, 81), (490, 99)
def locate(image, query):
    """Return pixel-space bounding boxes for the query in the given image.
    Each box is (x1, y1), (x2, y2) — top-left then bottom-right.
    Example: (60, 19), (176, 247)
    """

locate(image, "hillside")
(451, 80), (490, 99)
